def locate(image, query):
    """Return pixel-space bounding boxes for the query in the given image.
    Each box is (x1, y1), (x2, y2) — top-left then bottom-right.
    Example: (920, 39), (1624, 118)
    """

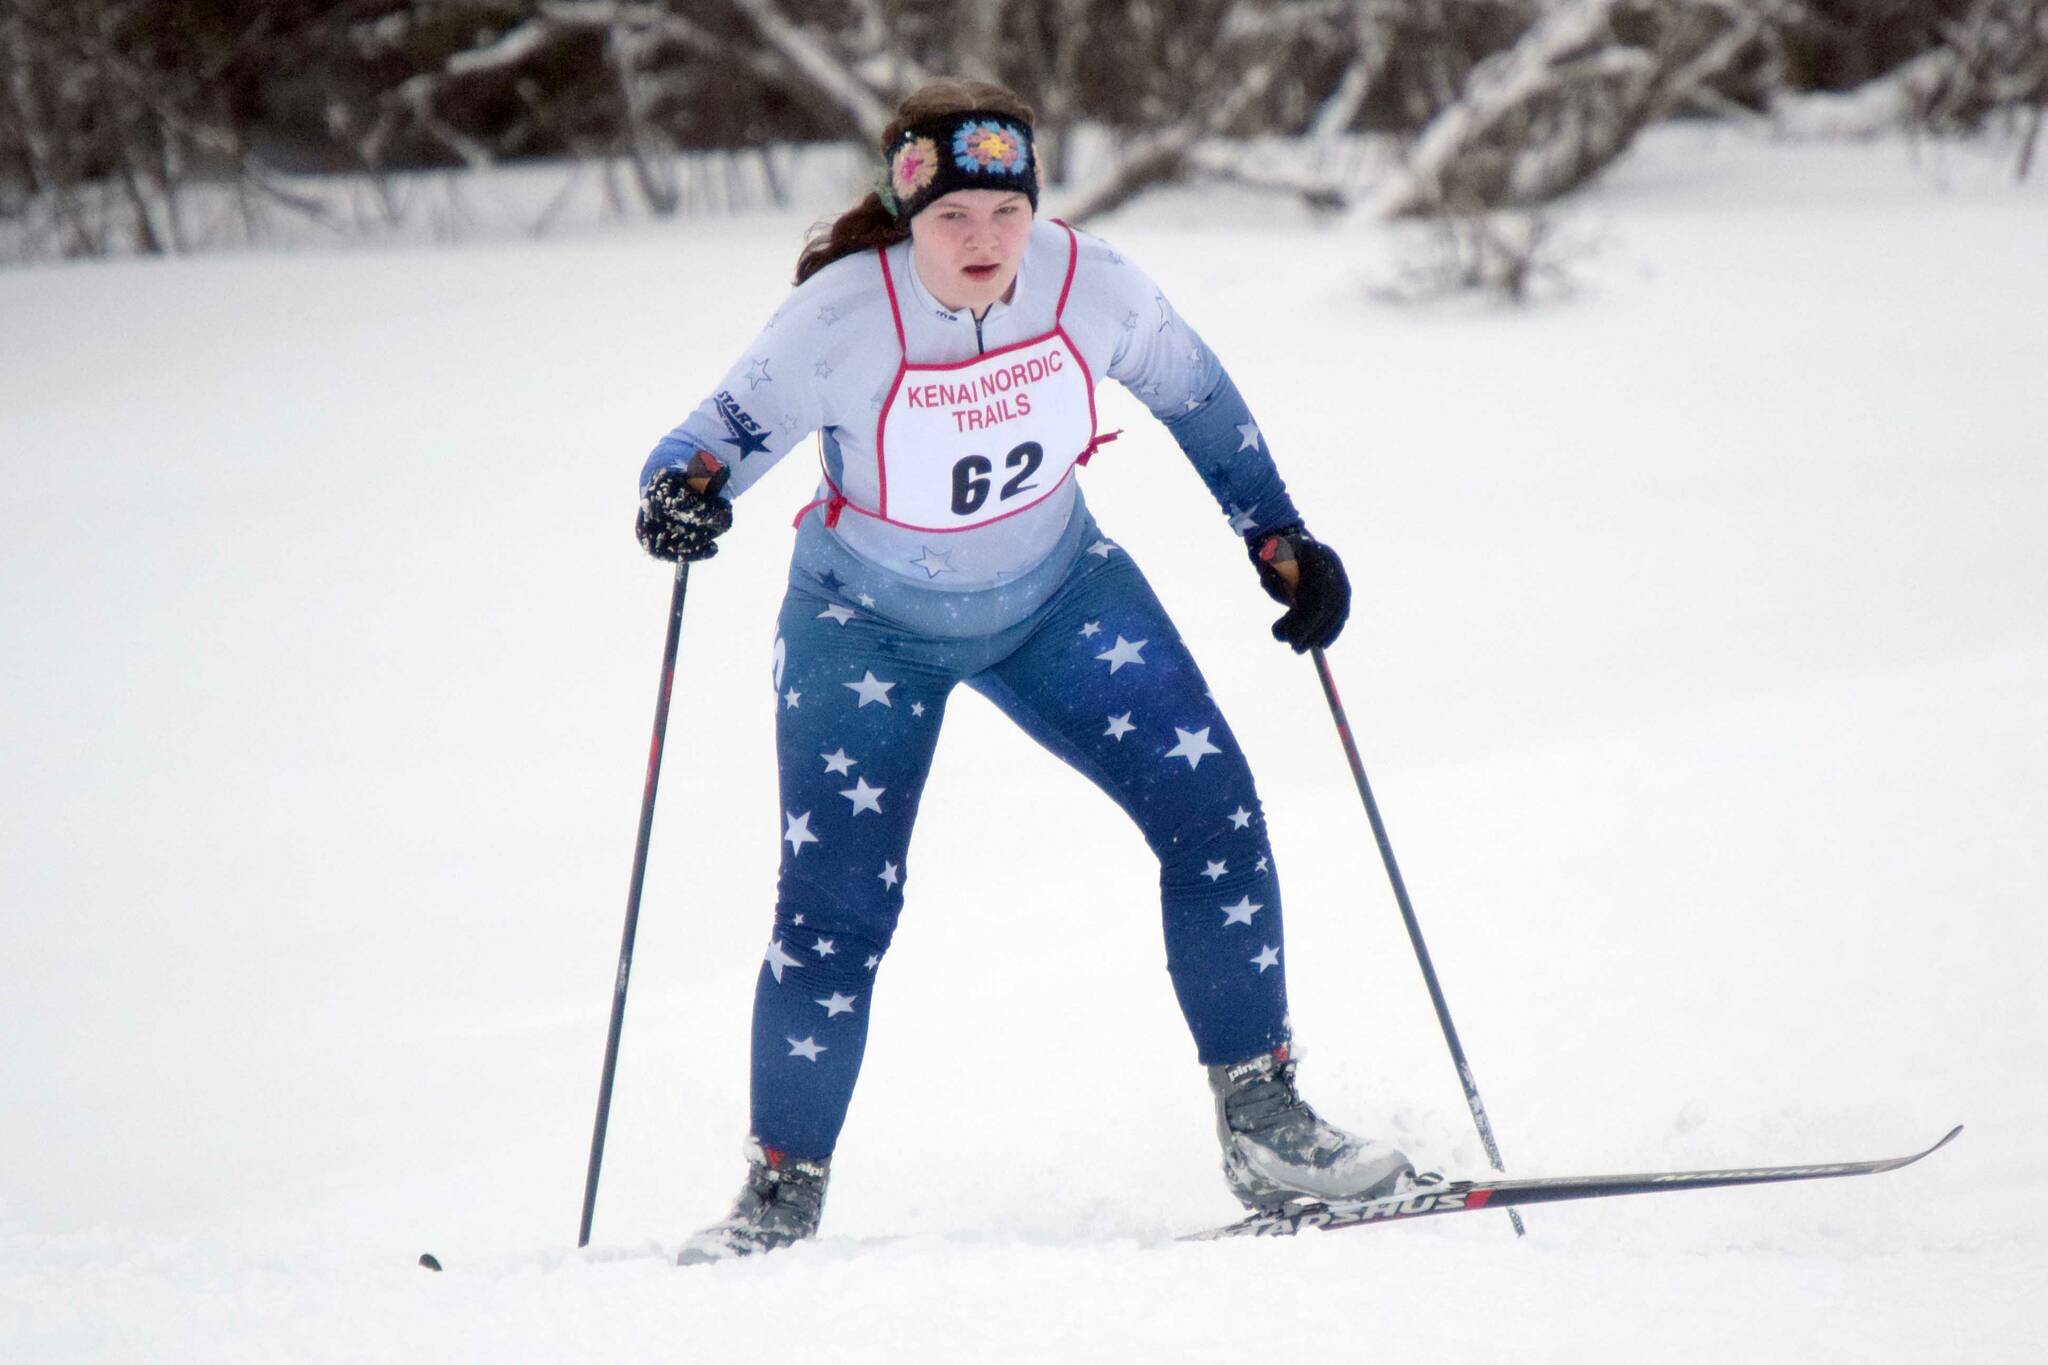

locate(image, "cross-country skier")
(638, 77), (1415, 1264)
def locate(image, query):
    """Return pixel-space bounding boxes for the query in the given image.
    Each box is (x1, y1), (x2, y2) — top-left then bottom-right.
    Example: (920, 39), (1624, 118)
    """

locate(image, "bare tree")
(1374, 0), (1765, 217)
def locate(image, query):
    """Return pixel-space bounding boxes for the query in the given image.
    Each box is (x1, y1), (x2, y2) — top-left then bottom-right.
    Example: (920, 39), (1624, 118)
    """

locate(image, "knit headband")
(878, 110), (1040, 223)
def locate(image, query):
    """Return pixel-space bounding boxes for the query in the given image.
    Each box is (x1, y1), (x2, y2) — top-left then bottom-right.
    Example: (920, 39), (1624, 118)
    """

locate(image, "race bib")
(875, 330), (1096, 531)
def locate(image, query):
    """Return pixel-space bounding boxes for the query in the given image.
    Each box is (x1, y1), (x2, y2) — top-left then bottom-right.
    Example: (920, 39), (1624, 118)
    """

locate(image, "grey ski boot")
(676, 1139), (830, 1265)
(1207, 1044), (1415, 1212)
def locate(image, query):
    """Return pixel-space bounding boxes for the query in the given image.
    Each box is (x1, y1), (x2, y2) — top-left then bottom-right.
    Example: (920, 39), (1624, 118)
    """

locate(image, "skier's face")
(910, 190), (1033, 312)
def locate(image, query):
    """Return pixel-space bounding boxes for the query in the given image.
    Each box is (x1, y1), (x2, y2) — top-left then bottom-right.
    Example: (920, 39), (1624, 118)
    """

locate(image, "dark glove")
(1248, 523), (1350, 653)
(636, 454), (733, 562)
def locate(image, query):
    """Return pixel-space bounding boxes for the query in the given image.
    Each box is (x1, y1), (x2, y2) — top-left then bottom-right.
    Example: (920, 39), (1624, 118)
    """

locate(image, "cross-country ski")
(1186, 1127), (1964, 1241)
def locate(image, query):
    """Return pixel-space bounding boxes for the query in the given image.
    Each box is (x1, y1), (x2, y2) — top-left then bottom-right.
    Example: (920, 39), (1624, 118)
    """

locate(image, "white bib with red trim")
(875, 327), (1097, 532)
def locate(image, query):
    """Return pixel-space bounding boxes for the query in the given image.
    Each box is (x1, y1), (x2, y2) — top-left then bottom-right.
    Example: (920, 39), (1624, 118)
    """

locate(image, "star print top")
(644, 218), (1301, 636)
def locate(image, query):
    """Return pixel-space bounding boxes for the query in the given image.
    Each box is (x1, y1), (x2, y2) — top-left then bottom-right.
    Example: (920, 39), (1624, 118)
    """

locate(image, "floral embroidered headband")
(878, 110), (1039, 223)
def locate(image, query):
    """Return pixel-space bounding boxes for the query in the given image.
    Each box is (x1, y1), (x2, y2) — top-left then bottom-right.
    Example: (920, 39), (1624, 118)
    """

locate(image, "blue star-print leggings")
(753, 544), (1290, 1157)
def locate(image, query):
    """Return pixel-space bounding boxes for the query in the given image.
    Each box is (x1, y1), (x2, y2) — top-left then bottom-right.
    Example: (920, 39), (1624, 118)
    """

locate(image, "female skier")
(637, 78), (1414, 1263)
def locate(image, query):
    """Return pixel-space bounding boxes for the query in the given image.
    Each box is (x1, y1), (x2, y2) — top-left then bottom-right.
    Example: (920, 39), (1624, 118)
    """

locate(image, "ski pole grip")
(684, 450), (729, 497)
(1259, 533), (1302, 599)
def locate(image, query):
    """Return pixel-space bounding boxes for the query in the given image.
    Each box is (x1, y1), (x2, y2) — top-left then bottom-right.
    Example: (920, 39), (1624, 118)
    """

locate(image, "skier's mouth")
(964, 263), (1000, 280)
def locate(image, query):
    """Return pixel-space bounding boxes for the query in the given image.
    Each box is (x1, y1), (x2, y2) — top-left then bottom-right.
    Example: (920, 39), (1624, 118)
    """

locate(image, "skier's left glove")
(637, 453), (733, 562)
(1248, 523), (1350, 653)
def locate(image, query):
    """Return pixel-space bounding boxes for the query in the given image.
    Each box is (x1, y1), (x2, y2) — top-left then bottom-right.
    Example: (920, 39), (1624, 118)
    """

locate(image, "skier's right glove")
(637, 453), (733, 562)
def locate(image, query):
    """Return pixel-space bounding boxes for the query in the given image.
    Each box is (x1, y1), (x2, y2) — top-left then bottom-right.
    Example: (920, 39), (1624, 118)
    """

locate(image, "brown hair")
(793, 78), (1038, 286)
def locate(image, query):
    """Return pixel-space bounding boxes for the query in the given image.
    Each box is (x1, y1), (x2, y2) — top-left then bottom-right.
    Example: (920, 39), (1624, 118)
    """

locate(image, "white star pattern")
(814, 359), (834, 380)
(909, 546), (954, 578)
(845, 671), (896, 707)
(816, 992), (857, 1017)
(1221, 896), (1263, 926)
(1255, 854), (1270, 873)
(840, 776), (885, 815)
(1104, 712), (1135, 741)
(1252, 945), (1280, 973)
(788, 1036), (826, 1061)
(1236, 421), (1262, 452)
(1226, 504), (1259, 534)
(822, 748), (857, 775)
(1095, 635), (1147, 673)
(1202, 860), (1229, 882)
(817, 603), (857, 625)
(784, 689), (801, 709)
(793, 914), (804, 925)
(783, 811), (817, 855)
(813, 937), (836, 956)
(1166, 726), (1222, 770)
(748, 357), (773, 389)
(764, 939), (803, 983)
(910, 701), (926, 717)
(878, 861), (901, 888)
(1087, 539), (1118, 558)
(865, 954), (880, 970)
(1079, 620), (1102, 638)
(858, 592), (877, 608)
(1228, 807), (1253, 830)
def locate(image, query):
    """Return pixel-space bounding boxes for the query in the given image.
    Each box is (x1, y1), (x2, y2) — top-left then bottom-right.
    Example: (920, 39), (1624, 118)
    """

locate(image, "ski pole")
(1306, 645), (1525, 1236)
(578, 557), (692, 1248)
(1260, 535), (1525, 1236)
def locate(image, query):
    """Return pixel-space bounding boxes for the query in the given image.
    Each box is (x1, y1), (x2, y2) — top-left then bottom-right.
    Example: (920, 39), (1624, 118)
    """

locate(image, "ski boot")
(1207, 1044), (1415, 1213)
(676, 1139), (830, 1265)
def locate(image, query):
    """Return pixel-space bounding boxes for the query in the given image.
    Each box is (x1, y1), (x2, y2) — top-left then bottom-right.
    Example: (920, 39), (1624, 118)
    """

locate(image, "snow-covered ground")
(3, 126), (2044, 1361)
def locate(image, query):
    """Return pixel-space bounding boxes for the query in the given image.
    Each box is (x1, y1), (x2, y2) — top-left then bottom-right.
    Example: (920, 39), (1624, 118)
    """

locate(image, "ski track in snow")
(3, 127), (2044, 1361)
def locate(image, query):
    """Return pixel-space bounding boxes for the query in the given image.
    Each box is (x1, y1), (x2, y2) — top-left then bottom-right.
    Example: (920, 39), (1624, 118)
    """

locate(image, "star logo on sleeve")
(844, 671), (896, 707)
(1251, 945), (1280, 973)
(812, 937), (836, 956)
(878, 861), (901, 888)
(1236, 421), (1262, 453)
(784, 689), (801, 709)
(816, 992), (857, 1017)
(1202, 860), (1228, 882)
(1227, 807), (1253, 830)
(787, 1036), (826, 1061)
(821, 748), (857, 775)
(1104, 712), (1135, 741)
(817, 603), (857, 625)
(747, 357), (773, 389)
(765, 939), (803, 983)
(910, 701), (925, 717)
(783, 811), (818, 855)
(1095, 636), (1147, 673)
(1079, 620), (1102, 638)
(1086, 539), (1118, 558)
(1165, 726), (1221, 769)
(858, 592), (877, 608)
(1255, 854), (1270, 874)
(840, 776), (885, 815)
(1221, 895), (1263, 926)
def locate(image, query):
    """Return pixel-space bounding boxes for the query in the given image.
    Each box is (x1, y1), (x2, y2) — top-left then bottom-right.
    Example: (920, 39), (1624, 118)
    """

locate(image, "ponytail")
(794, 190), (908, 285)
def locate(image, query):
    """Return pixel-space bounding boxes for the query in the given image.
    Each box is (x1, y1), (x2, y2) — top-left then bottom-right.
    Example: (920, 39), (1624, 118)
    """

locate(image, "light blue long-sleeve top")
(643, 217), (1301, 637)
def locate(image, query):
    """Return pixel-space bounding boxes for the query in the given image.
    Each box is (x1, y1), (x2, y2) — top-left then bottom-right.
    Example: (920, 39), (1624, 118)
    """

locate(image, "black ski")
(1184, 1125), (1962, 1241)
